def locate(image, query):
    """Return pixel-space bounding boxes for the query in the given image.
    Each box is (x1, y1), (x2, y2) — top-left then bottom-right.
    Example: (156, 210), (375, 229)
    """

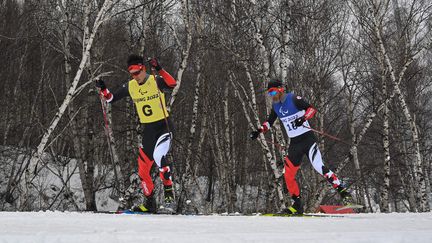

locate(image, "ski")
(261, 213), (345, 218)
(93, 210), (145, 215)
(91, 211), (344, 217)
(335, 204), (364, 211)
(94, 209), (176, 215)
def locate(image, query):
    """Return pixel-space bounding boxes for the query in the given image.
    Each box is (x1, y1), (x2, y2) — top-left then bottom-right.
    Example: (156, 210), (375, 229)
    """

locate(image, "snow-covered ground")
(1, 212), (432, 243)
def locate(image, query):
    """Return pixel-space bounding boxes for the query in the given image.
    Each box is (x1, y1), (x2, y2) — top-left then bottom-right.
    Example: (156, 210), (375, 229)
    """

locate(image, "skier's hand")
(250, 130), (261, 140)
(95, 79), (106, 90)
(294, 116), (306, 127)
(96, 80), (112, 101)
(149, 57), (162, 71)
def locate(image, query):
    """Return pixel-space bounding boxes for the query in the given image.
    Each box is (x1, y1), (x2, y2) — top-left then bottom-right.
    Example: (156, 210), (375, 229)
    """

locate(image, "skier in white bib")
(250, 79), (353, 214)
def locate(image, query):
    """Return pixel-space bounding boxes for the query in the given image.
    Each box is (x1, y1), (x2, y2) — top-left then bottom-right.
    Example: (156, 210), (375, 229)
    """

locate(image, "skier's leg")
(283, 156), (300, 197)
(306, 142), (341, 187)
(282, 141), (305, 214)
(153, 133), (174, 202)
(132, 147), (157, 212)
(137, 147), (155, 197)
(283, 156), (303, 214)
(306, 142), (352, 203)
(153, 133), (173, 185)
(159, 157), (174, 203)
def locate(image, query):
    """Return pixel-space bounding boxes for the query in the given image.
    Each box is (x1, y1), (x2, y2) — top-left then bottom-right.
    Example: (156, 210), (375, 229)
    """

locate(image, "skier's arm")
(293, 95), (317, 126)
(156, 74), (176, 90)
(96, 80), (128, 103)
(261, 109), (278, 133)
(156, 69), (176, 88)
(109, 84), (129, 103)
(150, 58), (176, 89)
(250, 109), (278, 140)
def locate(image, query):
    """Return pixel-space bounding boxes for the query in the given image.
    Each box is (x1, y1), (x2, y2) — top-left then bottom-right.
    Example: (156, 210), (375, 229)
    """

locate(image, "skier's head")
(267, 79), (284, 97)
(127, 54), (146, 83)
(266, 79), (285, 102)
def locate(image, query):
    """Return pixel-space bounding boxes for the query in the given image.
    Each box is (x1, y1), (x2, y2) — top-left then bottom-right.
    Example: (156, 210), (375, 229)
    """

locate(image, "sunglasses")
(268, 90), (278, 96)
(267, 87), (283, 96)
(130, 69), (142, 76)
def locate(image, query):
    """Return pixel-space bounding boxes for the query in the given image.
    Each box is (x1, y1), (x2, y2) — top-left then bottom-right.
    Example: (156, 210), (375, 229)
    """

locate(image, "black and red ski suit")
(261, 93), (343, 198)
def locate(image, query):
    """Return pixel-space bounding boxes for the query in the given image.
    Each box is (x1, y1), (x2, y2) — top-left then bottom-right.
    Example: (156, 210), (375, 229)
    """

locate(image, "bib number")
(286, 121), (299, 131)
(142, 105), (153, 116)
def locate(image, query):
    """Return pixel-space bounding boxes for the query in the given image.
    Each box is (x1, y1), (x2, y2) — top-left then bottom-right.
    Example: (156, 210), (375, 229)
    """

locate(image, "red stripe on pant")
(138, 148), (154, 197)
(284, 157), (300, 197)
(159, 166), (173, 186)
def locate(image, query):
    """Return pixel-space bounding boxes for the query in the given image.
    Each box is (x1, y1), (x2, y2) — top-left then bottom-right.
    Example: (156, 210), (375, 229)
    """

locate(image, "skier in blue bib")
(250, 79), (353, 214)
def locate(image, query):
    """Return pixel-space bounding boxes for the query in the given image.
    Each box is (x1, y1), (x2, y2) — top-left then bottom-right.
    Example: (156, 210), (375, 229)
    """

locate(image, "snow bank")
(1, 211), (431, 243)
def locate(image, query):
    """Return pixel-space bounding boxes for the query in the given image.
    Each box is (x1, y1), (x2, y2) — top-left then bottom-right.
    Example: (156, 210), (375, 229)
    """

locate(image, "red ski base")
(317, 205), (355, 214)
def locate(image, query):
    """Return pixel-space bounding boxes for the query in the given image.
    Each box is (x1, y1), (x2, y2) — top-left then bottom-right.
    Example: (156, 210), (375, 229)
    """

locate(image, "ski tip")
(335, 204), (364, 211)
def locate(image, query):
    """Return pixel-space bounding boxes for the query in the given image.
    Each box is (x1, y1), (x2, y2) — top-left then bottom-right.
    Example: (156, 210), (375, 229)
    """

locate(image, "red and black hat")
(127, 54), (145, 72)
(267, 79), (285, 96)
(267, 79), (283, 89)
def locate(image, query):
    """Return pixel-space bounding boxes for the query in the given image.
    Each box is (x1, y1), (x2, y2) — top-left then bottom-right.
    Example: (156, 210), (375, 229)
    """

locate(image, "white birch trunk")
(184, 63), (201, 170)
(168, 0), (193, 110)
(378, 48), (391, 212)
(185, 12), (204, 169)
(402, 138), (418, 211)
(380, 98), (391, 212)
(180, 48), (202, 209)
(223, 80), (237, 212)
(279, 20), (290, 83)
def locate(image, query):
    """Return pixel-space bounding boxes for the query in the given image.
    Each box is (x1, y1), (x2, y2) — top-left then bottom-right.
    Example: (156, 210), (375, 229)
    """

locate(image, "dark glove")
(95, 79), (106, 90)
(149, 57), (162, 71)
(294, 116), (306, 127)
(250, 130), (261, 140)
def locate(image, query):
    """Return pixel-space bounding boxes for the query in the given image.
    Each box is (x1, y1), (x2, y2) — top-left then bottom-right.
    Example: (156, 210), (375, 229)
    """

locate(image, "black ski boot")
(164, 185), (175, 203)
(337, 185), (354, 205)
(158, 185), (176, 214)
(131, 194), (157, 213)
(279, 195), (304, 215)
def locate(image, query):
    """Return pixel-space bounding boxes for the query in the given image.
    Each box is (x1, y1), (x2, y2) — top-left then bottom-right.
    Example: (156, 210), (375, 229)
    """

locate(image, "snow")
(1, 212), (432, 243)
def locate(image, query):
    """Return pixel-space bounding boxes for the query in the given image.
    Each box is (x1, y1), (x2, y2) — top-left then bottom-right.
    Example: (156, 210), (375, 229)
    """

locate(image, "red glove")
(149, 58), (162, 71)
(100, 88), (113, 102)
(96, 80), (113, 102)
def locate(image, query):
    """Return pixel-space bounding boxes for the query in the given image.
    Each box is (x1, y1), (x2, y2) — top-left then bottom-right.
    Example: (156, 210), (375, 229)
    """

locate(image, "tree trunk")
(379, 49), (391, 213)
(168, 0), (193, 110)
(3, 37), (28, 145)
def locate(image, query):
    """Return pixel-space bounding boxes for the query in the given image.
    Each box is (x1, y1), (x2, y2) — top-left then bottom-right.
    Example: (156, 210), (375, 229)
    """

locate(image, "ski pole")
(261, 137), (286, 152)
(145, 58), (172, 135)
(302, 125), (351, 146)
(149, 66), (172, 139)
(98, 91), (122, 195)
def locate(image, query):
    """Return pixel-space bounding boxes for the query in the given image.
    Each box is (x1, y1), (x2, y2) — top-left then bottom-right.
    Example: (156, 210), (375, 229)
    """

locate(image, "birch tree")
(167, 0), (193, 109)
